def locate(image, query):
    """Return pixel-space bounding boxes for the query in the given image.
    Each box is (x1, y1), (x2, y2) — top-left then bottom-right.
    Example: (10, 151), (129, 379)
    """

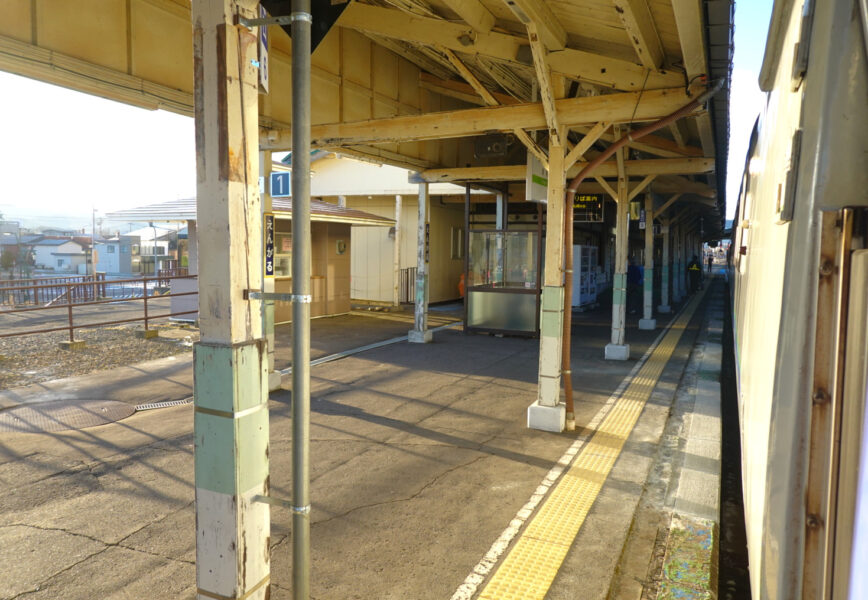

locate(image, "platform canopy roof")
(0, 0), (733, 238)
(105, 198), (395, 227)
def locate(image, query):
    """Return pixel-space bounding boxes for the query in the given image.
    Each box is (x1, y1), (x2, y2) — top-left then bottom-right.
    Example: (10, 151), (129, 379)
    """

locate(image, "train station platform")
(0, 278), (726, 599)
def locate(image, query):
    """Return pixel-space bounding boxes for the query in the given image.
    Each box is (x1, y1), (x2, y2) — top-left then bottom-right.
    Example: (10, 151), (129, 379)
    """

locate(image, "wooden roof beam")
(612, 0), (665, 70)
(671, 0), (715, 157)
(418, 158), (715, 182)
(565, 122), (610, 170)
(502, 0), (567, 50)
(627, 174), (657, 201)
(442, 0), (495, 33)
(438, 46), (549, 167)
(337, 2), (683, 91)
(571, 124), (703, 158)
(526, 22), (562, 145)
(418, 73), (520, 106)
(652, 193), (682, 219)
(261, 87), (698, 149)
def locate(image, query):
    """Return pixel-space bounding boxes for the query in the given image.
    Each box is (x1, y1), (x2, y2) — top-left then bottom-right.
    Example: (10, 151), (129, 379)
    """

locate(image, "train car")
(729, 0), (868, 598)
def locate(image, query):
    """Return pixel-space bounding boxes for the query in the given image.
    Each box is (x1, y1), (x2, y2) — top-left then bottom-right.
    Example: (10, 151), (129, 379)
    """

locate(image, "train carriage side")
(730, 0), (868, 598)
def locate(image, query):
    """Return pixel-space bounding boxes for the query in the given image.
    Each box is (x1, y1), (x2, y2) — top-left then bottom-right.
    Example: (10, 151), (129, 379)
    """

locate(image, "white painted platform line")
(279, 321), (462, 376)
(449, 302), (693, 600)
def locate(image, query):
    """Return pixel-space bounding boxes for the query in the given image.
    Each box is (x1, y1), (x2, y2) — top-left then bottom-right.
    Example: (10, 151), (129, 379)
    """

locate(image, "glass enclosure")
(466, 230), (540, 334)
(468, 231), (539, 289)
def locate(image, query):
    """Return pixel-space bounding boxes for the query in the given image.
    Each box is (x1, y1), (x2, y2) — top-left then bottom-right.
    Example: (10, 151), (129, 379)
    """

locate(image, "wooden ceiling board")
(0, 0), (31, 43)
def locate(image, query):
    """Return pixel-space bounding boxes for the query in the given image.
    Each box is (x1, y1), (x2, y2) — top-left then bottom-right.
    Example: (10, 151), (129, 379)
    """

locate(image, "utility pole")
(291, 1), (313, 597)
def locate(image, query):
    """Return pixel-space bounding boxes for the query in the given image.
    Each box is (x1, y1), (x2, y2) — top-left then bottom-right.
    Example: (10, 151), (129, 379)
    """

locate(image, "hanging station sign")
(573, 194), (605, 222)
(526, 152), (548, 203)
(264, 213), (275, 278)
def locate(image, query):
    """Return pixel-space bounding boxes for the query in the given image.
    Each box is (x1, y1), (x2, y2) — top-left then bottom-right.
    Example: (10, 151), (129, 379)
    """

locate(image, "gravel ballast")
(0, 323), (199, 390)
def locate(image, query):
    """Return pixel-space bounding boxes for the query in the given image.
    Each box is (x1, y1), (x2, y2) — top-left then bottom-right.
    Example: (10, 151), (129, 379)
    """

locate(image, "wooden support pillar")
(639, 193), (656, 330)
(529, 137), (566, 432)
(605, 132), (630, 360)
(393, 194), (402, 307)
(260, 150), (281, 391)
(659, 220), (671, 313)
(191, 2), (270, 599)
(409, 183), (432, 342)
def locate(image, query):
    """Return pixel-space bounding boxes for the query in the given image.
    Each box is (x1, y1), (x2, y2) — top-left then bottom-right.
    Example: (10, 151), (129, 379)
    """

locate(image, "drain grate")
(136, 397), (193, 412)
(0, 400), (136, 434)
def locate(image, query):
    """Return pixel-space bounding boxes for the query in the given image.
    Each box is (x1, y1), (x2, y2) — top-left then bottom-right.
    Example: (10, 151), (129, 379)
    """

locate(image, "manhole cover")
(0, 400), (136, 434)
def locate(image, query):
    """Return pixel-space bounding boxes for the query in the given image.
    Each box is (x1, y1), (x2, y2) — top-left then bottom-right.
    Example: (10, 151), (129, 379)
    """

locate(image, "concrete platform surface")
(0, 292), (722, 599)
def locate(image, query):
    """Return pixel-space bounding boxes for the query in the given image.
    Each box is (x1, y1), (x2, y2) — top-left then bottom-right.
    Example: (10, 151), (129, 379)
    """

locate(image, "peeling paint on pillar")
(537, 285), (565, 406)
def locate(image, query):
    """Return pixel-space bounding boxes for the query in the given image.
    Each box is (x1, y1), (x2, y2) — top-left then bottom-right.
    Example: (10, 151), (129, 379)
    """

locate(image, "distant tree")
(0, 248), (18, 279)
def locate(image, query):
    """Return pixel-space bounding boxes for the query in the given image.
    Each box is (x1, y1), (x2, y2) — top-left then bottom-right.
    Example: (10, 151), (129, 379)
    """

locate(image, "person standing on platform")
(627, 257), (643, 314)
(707, 254), (713, 273)
(687, 255), (702, 293)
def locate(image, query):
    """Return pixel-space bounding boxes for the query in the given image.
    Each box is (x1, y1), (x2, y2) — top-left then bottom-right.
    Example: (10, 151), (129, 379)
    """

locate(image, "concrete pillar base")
(267, 370), (282, 392)
(58, 340), (86, 350)
(408, 329), (433, 344)
(658, 304), (672, 314)
(605, 343), (630, 361)
(638, 318), (657, 330)
(527, 401), (565, 432)
(136, 329), (159, 339)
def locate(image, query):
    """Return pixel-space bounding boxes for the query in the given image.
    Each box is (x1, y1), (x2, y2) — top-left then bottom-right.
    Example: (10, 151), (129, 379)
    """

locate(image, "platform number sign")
(264, 213), (275, 278)
(270, 172), (291, 197)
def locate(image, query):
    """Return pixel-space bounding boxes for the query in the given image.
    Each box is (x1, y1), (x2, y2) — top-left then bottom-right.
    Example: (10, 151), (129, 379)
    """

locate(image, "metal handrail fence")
(0, 274), (198, 342)
(0, 273), (108, 306)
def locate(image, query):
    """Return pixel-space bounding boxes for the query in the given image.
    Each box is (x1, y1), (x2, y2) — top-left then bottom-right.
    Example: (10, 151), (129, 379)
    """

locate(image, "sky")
(0, 73), (197, 230)
(725, 1), (774, 219)
(0, 2), (772, 229)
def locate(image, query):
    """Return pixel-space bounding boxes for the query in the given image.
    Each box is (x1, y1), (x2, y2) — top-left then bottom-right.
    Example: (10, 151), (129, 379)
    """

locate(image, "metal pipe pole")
(393, 195), (402, 307)
(291, 1), (312, 598)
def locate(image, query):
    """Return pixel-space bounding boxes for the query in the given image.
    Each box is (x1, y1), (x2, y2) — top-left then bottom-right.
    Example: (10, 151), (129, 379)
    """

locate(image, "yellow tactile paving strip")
(478, 289), (706, 600)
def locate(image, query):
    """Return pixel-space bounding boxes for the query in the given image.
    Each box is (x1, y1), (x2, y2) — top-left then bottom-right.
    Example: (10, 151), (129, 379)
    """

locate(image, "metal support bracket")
(252, 494), (293, 510)
(237, 11), (312, 28)
(237, 15), (292, 28)
(243, 289), (312, 303)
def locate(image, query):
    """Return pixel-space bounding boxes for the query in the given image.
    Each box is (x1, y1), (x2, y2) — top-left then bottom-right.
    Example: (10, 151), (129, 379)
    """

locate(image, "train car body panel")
(731, 0), (868, 598)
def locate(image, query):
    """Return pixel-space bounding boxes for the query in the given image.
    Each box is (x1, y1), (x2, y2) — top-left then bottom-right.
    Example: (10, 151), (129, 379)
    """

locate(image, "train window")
(777, 129), (802, 224)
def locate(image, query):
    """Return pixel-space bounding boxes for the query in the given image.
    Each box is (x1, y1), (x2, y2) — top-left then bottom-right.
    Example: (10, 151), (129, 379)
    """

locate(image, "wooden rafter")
(669, 121), (688, 148)
(595, 176), (618, 200)
(612, 0), (665, 70)
(565, 122), (610, 170)
(338, 2), (684, 91)
(671, 0), (715, 157)
(418, 73), (520, 106)
(441, 0), (494, 33)
(652, 193), (682, 219)
(475, 57), (533, 101)
(572, 124), (704, 158)
(526, 22), (562, 145)
(502, 0), (567, 50)
(627, 174), (657, 201)
(365, 34), (455, 80)
(437, 46), (548, 168)
(417, 158), (715, 182)
(658, 175), (717, 198)
(261, 87), (698, 149)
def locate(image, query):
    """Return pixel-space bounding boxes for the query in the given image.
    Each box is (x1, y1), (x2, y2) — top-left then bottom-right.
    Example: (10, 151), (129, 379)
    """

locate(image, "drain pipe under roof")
(561, 79), (725, 430)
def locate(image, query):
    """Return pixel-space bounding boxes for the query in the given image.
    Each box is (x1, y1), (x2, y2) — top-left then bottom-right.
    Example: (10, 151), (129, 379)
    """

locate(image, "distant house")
(31, 238), (86, 271)
(95, 235), (140, 274)
(106, 197), (394, 322)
